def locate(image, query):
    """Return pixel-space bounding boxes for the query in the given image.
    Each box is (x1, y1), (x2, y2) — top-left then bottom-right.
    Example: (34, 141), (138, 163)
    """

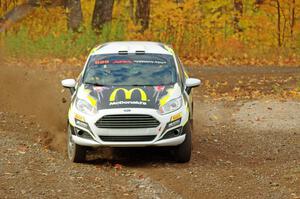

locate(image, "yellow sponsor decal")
(89, 47), (97, 55)
(109, 88), (148, 102)
(183, 104), (189, 125)
(87, 95), (97, 107)
(68, 107), (72, 118)
(164, 45), (175, 55)
(159, 88), (175, 106)
(89, 44), (102, 55)
(171, 113), (182, 121)
(82, 87), (97, 107)
(75, 113), (85, 122)
(68, 107), (76, 126)
(184, 71), (189, 79)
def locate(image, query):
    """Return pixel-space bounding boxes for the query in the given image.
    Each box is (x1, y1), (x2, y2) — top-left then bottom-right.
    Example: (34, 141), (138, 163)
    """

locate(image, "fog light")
(161, 127), (183, 140)
(166, 119), (181, 129)
(76, 129), (93, 139)
(75, 119), (89, 129)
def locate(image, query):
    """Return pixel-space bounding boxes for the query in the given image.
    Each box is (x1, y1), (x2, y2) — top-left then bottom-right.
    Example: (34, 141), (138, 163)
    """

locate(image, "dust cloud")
(0, 63), (69, 152)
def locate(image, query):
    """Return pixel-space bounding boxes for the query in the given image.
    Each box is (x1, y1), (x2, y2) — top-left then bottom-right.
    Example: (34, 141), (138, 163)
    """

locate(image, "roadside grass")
(2, 27), (97, 58)
(1, 21), (126, 59)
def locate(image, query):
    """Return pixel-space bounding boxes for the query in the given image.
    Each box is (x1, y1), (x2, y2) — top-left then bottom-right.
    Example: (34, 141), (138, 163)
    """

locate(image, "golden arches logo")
(109, 88), (148, 102)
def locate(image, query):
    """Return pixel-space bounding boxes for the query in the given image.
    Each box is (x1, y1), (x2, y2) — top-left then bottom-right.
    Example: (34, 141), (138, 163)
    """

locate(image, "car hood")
(76, 83), (181, 110)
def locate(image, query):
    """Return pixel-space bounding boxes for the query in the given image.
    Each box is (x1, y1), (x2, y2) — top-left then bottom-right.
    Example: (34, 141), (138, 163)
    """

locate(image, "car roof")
(91, 41), (173, 56)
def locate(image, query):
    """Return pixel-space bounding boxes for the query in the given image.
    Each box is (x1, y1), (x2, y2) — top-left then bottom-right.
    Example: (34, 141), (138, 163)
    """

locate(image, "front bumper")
(68, 105), (189, 147)
(72, 133), (186, 147)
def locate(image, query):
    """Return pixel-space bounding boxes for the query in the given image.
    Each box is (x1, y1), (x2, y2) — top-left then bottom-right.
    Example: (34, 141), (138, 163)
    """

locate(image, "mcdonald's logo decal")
(109, 88), (148, 102)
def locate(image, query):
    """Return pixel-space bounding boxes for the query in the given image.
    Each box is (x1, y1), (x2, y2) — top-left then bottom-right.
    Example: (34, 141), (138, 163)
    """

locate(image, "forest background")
(0, 0), (299, 66)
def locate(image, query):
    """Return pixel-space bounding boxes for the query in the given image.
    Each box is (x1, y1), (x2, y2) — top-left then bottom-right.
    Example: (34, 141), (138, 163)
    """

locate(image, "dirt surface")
(0, 63), (299, 198)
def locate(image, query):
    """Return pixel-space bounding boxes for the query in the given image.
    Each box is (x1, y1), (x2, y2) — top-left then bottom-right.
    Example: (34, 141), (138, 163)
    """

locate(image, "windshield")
(83, 54), (177, 86)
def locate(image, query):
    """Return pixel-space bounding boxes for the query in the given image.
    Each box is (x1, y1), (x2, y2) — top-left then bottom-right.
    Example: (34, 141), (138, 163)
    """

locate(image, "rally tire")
(174, 121), (192, 163)
(67, 125), (86, 163)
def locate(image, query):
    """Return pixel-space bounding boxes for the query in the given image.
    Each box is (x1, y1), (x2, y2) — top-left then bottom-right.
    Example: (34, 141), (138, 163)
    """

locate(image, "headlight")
(159, 97), (182, 115)
(75, 98), (97, 115)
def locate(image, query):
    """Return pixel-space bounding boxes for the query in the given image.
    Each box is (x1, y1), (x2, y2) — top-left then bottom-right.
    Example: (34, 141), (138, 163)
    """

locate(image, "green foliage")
(99, 20), (126, 42)
(2, 22), (126, 58)
(4, 27), (98, 58)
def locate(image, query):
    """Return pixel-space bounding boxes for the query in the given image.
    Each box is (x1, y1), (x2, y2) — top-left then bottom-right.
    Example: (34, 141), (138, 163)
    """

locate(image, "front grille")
(99, 135), (156, 142)
(95, 114), (160, 129)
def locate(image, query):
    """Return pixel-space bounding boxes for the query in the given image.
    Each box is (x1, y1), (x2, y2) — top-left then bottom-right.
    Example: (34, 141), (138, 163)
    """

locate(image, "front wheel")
(174, 121), (192, 163)
(67, 125), (86, 163)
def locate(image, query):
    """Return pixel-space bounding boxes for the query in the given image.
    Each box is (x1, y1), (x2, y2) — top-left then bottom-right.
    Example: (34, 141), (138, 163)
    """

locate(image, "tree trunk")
(0, 0), (38, 32)
(290, 0), (295, 41)
(255, 0), (264, 9)
(92, 0), (114, 31)
(135, 0), (150, 32)
(233, 0), (243, 33)
(66, 0), (82, 31)
(129, 0), (135, 21)
(276, 0), (281, 47)
(0, 0), (65, 32)
(255, 0), (264, 4)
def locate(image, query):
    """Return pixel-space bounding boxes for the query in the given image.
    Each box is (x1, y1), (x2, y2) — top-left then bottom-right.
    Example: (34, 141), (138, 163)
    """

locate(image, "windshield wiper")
(130, 84), (173, 86)
(84, 82), (107, 86)
(131, 84), (153, 86)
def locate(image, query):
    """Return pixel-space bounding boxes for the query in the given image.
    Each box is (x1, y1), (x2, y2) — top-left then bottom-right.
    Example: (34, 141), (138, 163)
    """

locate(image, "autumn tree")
(0, 0), (39, 32)
(289, 0), (295, 42)
(129, 0), (135, 21)
(275, 0), (282, 47)
(135, 0), (150, 32)
(66, 0), (82, 32)
(233, 0), (243, 33)
(92, 0), (114, 32)
(255, 0), (264, 5)
(0, 0), (66, 32)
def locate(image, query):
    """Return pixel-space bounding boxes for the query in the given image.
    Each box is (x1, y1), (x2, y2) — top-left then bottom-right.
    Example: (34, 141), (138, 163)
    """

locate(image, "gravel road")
(0, 64), (299, 198)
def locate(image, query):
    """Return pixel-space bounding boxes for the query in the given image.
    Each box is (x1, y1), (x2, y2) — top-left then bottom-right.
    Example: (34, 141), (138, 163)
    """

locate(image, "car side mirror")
(185, 78), (201, 94)
(186, 78), (201, 88)
(61, 79), (76, 94)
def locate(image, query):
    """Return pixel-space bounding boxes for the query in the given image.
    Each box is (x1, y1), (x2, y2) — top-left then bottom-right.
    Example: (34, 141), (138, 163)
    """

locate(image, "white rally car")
(62, 41), (201, 163)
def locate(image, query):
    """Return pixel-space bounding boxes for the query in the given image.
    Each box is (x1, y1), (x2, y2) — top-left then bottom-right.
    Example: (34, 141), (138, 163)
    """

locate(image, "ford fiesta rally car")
(62, 41), (201, 163)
